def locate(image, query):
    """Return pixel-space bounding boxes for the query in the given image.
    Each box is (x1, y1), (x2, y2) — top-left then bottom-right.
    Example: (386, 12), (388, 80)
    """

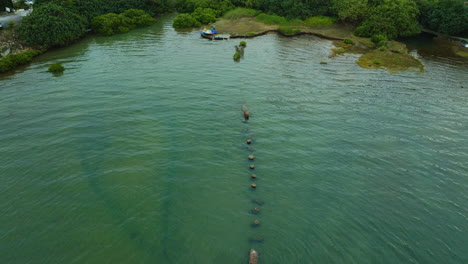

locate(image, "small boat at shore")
(200, 29), (217, 37)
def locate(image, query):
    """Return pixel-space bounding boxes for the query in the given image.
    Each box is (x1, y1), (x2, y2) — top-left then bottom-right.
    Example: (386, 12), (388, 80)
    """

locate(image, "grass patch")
(357, 48), (424, 73)
(278, 27), (301, 35)
(279, 19), (304, 27)
(320, 61), (328, 64)
(304, 16), (337, 27)
(331, 47), (346, 55)
(223, 8), (261, 19)
(456, 50), (468, 57)
(343, 38), (354, 45)
(255, 13), (287, 25)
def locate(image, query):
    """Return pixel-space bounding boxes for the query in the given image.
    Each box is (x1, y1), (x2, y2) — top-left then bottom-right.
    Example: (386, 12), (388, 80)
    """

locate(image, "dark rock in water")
(252, 199), (265, 206)
(251, 207), (260, 214)
(246, 139), (252, 144)
(249, 249), (259, 264)
(248, 237), (264, 243)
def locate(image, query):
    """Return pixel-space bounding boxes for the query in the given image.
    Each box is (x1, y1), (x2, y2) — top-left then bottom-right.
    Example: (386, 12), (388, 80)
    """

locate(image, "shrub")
(256, 13), (287, 25)
(304, 16), (337, 27)
(373, 59), (382, 65)
(320, 61), (328, 64)
(173, 13), (201, 28)
(48, 63), (65, 73)
(192, 7), (217, 25)
(92, 13), (130, 35)
(0, 50), (43, 73)
(343, 38), (354, 45)
(18, 3), (87, 47)
(175, 0), (234, 16)
(121, 9), (155, 27)
(92, 9), (155, 35)
(233, 52), (241, 61)
(371, 34), (387, 47)
(239, 41), (247, 47)
(7, 21), (15, 30)
(352, 0), (420, 39)
(223, 7), (261, 19)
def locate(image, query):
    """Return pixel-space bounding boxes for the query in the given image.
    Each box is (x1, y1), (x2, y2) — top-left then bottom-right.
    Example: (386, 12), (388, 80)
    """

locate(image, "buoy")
(248, 155), (255, 160)
(253, 219), (260, 226)
(249, 249), (258, 264)
(251, 183), (257, 188)
(244, 111), (250, 120)
(251, 174), (257, 179)
(253, 207), (260, 213)
(247, 139), (252, 144)
(249, 164), (255, 169)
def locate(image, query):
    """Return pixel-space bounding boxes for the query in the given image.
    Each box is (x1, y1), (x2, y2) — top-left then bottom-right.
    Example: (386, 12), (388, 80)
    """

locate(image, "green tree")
(191, 7), (217, 24)
(91, 9), (155, 36)
(18, 3), (87, 47)
(354, 0), (420, 39)
(91, 13), (131, 35)
(0, 0), (13, 10)
(176, 0), (234, 16)
(121, 9), (156, 27)
(172, 13), (201, 28)
(426, 0), (468, 35)
(332, 0), (368, 24)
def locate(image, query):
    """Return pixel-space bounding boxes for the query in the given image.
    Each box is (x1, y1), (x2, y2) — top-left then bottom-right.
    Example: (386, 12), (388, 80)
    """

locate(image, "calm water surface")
(1, 14), (467, 264)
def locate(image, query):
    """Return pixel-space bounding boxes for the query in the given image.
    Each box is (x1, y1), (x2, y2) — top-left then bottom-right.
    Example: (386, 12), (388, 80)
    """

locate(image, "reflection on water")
(402, 33), (468, 59)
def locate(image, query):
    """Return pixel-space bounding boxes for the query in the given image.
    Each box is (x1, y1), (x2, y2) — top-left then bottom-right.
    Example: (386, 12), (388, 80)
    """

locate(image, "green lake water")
(1, 14), (467, 263)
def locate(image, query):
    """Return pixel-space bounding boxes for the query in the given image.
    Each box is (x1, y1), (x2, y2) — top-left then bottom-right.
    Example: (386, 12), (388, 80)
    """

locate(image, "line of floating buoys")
(243, 105), (261, 263)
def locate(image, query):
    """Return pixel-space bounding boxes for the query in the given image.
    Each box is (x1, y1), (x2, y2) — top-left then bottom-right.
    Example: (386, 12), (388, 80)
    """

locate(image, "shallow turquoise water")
(1, 14), (467, 263)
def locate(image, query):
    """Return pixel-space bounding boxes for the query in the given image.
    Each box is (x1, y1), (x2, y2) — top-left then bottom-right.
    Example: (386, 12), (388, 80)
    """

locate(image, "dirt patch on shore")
(216, 17), (354, 40)
(216, 17), (277, 35)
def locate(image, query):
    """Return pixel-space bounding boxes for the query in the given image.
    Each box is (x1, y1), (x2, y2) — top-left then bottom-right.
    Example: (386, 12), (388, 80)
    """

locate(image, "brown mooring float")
(249, 249), (259, 264)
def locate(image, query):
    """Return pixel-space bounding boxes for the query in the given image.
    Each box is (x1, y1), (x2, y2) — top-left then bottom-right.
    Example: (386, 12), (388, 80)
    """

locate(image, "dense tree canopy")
(91, 9), (155, 36)
(423, 0), (468, 35)
(332, 0), (368, 24)
(18, 3), (87, 47)
(0, 0), (14, 10)
(354, 0), (421, 39)
(172, 13), (201, 28)
(34, 0), (173, 22)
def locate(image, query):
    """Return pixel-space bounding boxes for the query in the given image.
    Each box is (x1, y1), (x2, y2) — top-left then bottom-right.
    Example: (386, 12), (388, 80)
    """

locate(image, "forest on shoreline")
(0, 0), (467, 73)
